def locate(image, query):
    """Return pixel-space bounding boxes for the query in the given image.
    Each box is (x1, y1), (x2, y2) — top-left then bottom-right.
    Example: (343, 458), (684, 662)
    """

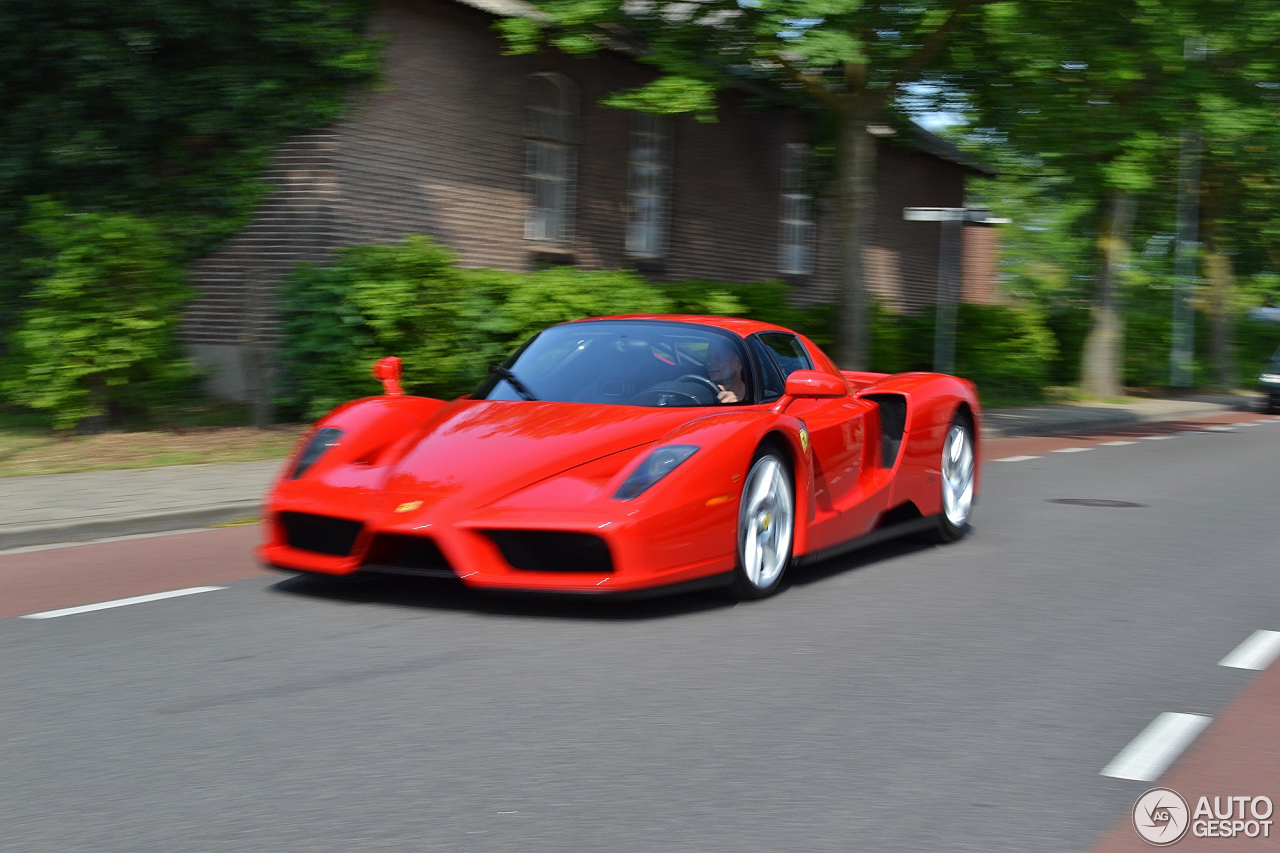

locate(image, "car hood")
(379, 399), (708, 515)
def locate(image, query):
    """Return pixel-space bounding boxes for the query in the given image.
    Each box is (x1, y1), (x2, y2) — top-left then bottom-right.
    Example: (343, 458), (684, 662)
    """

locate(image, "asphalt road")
(2, 418), (1278, 852)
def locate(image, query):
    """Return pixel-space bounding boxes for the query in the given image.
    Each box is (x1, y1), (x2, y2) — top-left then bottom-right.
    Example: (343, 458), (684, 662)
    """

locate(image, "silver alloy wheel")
(738, 455), (794, 589)
(941, 423), (975, 527)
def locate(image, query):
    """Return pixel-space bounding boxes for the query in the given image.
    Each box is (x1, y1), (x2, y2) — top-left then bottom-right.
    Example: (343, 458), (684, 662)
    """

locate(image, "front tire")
(929, 415), (975, 543)
(728, 446), (795, 600)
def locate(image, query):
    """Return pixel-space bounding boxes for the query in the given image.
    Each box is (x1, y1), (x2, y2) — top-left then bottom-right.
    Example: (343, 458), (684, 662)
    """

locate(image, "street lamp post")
(904, 207), (1009, 375)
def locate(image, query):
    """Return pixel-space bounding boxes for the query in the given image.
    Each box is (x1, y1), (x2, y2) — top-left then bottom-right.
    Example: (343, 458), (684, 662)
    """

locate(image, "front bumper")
(259, 504), (737, 595)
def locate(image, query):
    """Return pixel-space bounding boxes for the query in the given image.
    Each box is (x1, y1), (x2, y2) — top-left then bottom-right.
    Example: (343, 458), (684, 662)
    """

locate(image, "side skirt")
(794, 516), (939, 568)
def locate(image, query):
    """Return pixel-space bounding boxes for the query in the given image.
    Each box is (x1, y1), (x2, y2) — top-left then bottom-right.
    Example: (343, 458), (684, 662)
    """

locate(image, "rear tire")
(728, 445), (795, 600)
(927, 414), (975, 544)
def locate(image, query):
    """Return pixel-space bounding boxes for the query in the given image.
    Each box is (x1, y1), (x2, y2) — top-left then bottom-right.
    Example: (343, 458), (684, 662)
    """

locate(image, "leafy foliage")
(277, 237), (1056, 417)
(870, 303), (1058, 405)
(2, 201), (193, 429)
(0, 0), (379, 325)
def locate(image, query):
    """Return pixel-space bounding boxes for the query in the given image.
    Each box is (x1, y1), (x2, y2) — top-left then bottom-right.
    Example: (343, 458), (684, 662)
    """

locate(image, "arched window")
(524, 74), (578, 244)
(626, 113), (671, 259)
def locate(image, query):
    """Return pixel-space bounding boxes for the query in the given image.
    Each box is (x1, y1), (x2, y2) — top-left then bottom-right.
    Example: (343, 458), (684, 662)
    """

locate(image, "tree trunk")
(1081, 190), (1135, 398)
(835, 106), (876, 370)
(1202, 223), (1234, 388)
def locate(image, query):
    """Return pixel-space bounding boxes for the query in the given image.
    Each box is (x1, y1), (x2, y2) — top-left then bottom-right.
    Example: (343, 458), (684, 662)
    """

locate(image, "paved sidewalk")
(981, 392), (1259, 437)
(0, 392), (1262, 550)
(0, 460), (280, 551)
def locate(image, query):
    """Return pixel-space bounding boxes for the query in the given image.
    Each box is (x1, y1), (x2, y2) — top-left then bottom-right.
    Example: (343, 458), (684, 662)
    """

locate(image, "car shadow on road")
(268, 529), (942, 620)
(267, 572), (738, 621)
(781, 534), (939, 591)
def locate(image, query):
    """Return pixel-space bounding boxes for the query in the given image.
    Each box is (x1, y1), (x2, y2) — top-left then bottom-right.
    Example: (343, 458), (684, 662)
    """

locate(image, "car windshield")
(474, 320), (753, 407)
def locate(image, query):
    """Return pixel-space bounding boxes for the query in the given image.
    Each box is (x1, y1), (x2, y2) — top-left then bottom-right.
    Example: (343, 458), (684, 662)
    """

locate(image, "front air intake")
(279, 512), (363, 557)
(361, 534), (456, 579)
(484, 530), (613, 573)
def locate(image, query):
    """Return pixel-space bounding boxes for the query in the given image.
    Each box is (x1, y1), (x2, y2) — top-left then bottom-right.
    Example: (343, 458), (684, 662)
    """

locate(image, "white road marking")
(0, 527), (226, 557)
(1204, 425), (1235, 432)
(1141, 435), (1177, 441)
(19, 586), (225, 620)
(1101, 712), (1212, 781)
(1098, 440), (1136, 446)
(1219, 630), (1280, 671)
(1179, 430), (1210, 435)
(1052, 447), (1091, 453)
(992, 455), (1041, 462)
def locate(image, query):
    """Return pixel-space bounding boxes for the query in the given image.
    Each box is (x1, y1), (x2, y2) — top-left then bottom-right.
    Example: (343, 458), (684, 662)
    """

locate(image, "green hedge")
(277, 236), (1065, 418)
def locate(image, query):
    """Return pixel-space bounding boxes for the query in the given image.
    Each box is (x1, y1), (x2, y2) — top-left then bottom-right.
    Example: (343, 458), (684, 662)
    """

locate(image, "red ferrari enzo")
(261, 315), (980, 599)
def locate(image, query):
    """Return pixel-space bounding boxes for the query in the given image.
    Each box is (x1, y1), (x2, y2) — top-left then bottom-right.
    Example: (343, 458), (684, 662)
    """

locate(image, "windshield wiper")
(489, 365), (538, 401)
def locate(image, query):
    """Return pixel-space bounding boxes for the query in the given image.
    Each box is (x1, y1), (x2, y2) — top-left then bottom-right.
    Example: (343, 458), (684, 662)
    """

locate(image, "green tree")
(944, 0), (1280, 394)
(500, 0), (1001, 369)
(3, 202), (192, 430)
(0, 0), (378, 325)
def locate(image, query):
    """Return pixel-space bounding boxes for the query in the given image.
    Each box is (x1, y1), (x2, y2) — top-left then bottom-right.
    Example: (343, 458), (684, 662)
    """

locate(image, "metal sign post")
(903, 207), (1009, 375)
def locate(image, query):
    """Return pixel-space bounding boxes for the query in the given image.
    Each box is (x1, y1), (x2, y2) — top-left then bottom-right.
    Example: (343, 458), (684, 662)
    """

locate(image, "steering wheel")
(630, 388), (702, 406)
(675, 374), (723, 396)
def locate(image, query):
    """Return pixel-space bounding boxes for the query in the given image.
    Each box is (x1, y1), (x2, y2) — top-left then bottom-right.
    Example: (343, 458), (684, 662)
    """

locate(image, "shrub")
(2, 201), (193, 430)
(869, 302), (1057, 405)
(276, 236), (1060, 417)
(276, 237), (507, 420)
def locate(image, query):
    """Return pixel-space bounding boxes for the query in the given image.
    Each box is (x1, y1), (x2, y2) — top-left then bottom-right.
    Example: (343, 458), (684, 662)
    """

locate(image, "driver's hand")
(717, 387), (739, 404)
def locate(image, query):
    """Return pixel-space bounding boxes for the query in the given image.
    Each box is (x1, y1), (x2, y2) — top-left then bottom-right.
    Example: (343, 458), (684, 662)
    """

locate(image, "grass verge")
(0, 425), (305, 478)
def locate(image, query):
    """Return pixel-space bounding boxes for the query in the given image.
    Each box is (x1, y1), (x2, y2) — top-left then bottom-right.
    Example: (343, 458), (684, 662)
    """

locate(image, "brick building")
(184, 0), (998, 400)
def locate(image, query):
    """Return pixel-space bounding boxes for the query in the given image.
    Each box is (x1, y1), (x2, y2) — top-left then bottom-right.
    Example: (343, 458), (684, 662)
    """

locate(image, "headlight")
(1259, 372), (1280, 384)
(290, 428), (343, 479)
(613, 445), (699, 500)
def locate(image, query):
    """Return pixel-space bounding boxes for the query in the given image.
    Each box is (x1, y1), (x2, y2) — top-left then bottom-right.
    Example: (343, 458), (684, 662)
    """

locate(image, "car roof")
(566, 314), (796, 338)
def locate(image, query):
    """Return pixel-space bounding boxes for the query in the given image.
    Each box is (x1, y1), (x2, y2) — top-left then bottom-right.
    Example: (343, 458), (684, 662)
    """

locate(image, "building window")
(779, 143), (815, 276)
(626, 113), (671, 259)
(524, 74), (578, 244)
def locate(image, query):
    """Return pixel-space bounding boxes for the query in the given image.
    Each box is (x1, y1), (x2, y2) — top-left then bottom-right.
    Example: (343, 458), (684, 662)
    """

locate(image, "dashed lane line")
(992, 455), (1041, 463)
(1101, 712), (1213, 782)
(19, 586), (226, 620)
(1098, 440), (1136, 446)
(1052, 447), (1091, 453)
(1219, 630), (1280, 671)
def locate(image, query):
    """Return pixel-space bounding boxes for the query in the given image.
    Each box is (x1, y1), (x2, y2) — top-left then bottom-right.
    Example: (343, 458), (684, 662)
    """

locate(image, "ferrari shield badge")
(799, 427), (810, 453)
(394, 501), (423, 513)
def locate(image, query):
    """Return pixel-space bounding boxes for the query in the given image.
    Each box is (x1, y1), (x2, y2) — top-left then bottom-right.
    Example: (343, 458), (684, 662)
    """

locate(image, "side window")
(747, 337), (788, 403)
(756, 333), (813, 378)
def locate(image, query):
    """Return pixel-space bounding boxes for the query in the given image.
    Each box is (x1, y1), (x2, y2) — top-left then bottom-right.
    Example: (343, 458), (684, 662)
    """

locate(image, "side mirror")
(784, 370), (847, 399)
(372, 356), (405, 396)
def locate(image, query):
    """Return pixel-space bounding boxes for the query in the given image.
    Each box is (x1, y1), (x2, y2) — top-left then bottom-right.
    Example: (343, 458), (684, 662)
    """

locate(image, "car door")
(751, 333), (876, 551)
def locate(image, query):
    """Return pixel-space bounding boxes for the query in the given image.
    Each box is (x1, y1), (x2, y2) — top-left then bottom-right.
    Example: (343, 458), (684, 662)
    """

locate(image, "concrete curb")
(0, 501), (262, 551)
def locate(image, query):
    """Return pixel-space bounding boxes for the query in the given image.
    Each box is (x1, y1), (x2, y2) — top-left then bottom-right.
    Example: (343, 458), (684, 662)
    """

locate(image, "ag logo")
(798, 427), (810, 453)
(1134, 787), (1190, 846)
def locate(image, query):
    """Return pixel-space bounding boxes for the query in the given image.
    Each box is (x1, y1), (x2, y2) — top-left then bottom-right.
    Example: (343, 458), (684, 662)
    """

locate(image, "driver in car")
(706, 339), (747, 404)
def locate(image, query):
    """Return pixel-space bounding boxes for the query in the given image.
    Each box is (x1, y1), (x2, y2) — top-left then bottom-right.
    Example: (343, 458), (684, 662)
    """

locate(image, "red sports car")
(261, 315), (980, 599)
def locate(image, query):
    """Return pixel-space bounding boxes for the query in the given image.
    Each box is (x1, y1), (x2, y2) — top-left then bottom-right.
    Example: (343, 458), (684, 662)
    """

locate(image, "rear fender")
(853, 373), (982, 514)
